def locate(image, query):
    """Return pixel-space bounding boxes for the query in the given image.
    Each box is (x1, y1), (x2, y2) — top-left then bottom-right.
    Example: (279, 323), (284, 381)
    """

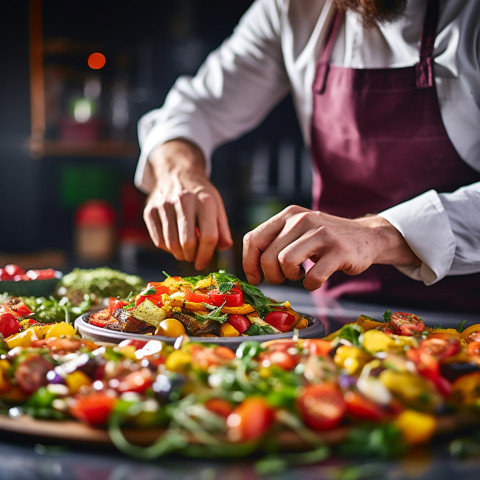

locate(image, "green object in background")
(59, 164), (119, 209)
(245, 197), (286, 230)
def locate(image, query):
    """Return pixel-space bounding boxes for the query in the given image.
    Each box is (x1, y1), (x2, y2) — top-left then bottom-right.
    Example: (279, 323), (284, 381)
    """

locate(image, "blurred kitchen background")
(0, 0), (311, 281)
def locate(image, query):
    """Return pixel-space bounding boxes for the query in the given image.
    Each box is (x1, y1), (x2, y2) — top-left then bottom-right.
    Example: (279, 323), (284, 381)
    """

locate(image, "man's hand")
(143, 140), (233, 270)
(242, 205), (420, 290)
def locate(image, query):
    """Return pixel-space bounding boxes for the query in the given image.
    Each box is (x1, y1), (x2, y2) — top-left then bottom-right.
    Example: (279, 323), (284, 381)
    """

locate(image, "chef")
(134, 0), (480, 313)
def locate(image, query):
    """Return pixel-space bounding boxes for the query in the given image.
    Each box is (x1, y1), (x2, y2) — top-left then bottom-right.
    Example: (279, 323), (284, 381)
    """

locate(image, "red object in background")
(75, 200), (115, 226)
(74, 200), (116, 262)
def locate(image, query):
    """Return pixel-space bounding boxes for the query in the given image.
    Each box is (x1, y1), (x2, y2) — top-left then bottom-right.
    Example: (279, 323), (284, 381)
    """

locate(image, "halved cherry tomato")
(264, 311), (296, 333)
(466, 341), (480, 359)
(135, 283), (170, 307)
(227, 397), (275, 442)
(208, 287), (243, 307)
(184, 289), (210, 304)
(259, 349), (299, 370)
(205, 398), (234, 418)
(4, 264), (25, 277)
(418, 336), (460, 362)
(70, 392), (117, 426)
(297, 383), (347, 431)
(302, 339), (333, 357)
(191, 345), (236, 370)
(114, 367), (154, 394)
(26, 268), (56, 280)
(407, 348), (439, 380)
(108, 297), (129, 314)
(14, 354), (52, 394)
(389, 312), (425, 336)
(227, 314), (250, 334)
(118, 339), (149, 350)
(11, 301), (33, 317)
(344, 390), (385, 422)
(0, 312), (21, 338)
(89, 310), (118, 328)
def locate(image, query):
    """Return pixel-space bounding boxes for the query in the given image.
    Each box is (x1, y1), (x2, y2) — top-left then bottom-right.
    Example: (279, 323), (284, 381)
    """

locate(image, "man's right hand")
(143, 140), (233, 270)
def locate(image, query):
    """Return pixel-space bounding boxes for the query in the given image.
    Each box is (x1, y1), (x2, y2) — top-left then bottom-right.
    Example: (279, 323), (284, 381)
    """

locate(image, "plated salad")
(0, 310), (479, 466)
(88, 271), (310, 338)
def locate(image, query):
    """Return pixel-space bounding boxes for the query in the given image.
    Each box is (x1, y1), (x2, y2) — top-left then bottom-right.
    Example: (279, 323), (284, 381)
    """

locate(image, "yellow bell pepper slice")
(45, 322), (76, 339)
(220, 323), (240, 337)
(394, 409), (437, 445)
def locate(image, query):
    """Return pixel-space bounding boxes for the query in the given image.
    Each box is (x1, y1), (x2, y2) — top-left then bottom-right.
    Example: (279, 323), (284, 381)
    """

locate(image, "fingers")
(143, 202), (166, 250)
(242, 213), (289, 284)
(243, 206), (309, 284)
(144, 186), (232, 270)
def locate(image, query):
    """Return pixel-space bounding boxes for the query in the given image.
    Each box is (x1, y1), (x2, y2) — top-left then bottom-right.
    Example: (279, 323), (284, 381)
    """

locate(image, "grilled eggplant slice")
(171, 311), (219, 336)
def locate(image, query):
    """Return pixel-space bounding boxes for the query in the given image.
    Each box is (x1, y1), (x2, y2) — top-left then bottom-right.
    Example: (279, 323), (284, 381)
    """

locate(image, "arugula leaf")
(337, 323), (363, 346)
(457, 320), (466, 333)
(245, 324), (275, 336)
(339, 424), (406, 458)
(195, 302), (228, 323)
(383, 310), (392, 324)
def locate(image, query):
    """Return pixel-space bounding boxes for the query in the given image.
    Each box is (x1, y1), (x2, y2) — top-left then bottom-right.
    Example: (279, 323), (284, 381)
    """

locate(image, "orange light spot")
(87, 52), (106, 70)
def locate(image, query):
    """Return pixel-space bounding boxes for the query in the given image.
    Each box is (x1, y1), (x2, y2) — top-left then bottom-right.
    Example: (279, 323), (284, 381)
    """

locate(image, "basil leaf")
(138, 286), (156, 296)
(218, 282), (235, 293)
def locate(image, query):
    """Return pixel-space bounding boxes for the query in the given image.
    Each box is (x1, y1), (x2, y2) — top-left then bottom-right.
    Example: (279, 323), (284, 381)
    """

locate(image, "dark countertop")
(1, 285), (480, 480)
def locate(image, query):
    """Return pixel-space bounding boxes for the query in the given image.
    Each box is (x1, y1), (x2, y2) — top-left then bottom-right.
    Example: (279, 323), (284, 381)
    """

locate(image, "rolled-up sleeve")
(379, 183), (480, 284)
(135, 0), (290, 193)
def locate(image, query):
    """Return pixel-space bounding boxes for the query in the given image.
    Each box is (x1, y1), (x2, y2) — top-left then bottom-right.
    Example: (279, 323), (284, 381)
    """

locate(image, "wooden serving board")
(0, 412), (477, 451)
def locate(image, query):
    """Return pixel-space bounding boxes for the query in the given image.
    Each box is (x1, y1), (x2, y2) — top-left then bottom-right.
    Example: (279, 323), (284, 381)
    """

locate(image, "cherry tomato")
(264, 311), (296, 333)
(9, 301), (33, 317)
(302, 339), (333, 357)
(191, 345), (236, 369)
(297, 384), (347, 431)
(184, 289), (210, 304)
(118, 338), (149, 350)
(135, 283), (170, 307)
(114, 367), (154, 394)
(14, 355), (52, 394)
(466, 341), (480, 359)
(155, 318), (187, 337)
(464, 331), (480, 344)
(108, 297), (128, 314)
(26, 268), (56, 280)
(205, 398), (234, 418)
(259, 349), (299, 370)
(418, 336), (460, 362)
(407, 348), (439, 380)
(70, 392), (117, 426)
(0, 269), (13, 281)
(227, 397), (275, 442)
(89, 310), (118, 328)
(208, 287), (243, 307)
(389, 312), (425, 336)
(4, 264), (26, 277)
(344, 390), (385, 422)
(227, 314), (250, 334)
(0, 312), (21, 338)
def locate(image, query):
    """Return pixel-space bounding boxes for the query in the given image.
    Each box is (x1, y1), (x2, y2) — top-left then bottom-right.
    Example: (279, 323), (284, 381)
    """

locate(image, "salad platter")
(1, 267), (480, 466)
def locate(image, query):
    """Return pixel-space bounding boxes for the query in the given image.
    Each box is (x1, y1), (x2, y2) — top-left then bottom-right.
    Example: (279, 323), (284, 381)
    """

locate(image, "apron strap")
(315, 9), (344, 94)
(316, 0), (441, 92)
(416, 0), (440, 88)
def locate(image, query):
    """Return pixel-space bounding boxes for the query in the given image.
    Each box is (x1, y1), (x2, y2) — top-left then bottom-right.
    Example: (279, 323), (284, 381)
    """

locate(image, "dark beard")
(333, 0), (408, 28)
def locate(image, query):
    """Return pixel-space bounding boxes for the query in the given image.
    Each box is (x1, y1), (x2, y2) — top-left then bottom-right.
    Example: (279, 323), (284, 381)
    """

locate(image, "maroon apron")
(310, 0), (480, 313)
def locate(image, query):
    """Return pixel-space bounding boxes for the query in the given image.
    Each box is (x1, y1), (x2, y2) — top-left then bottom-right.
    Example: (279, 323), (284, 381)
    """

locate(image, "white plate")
(74, 312), (325, 350)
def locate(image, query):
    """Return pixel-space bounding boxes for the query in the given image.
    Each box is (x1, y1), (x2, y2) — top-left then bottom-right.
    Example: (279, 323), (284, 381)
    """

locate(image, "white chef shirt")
(135, 0), (480, 285)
